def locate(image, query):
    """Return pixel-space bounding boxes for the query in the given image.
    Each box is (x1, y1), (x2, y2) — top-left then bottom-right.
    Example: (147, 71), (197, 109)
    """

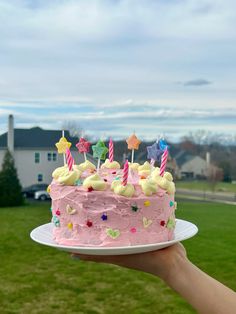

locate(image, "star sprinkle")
(101, 213), (108, 221)
(169, 201), (174, 207)
(86, 220), (93, 227)
(76, 137), (91, 154)
(92, 140), (108, 160)
(131, 204), (139, 212)
(55, 137), (72, 154)
(126, 134), (141, 150)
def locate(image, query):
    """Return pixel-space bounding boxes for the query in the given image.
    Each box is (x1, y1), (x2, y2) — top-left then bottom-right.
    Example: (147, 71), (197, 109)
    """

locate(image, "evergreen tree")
(0, 150), (23, 207)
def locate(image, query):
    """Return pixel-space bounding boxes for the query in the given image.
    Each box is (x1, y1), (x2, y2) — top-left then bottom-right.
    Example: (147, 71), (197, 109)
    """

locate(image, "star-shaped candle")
(92, 140), (108, 171)
(76, 137), (91, 161)
(147, 140), (163, 166)
(55, 131), (72, 165)
(126, 133), (141, 163)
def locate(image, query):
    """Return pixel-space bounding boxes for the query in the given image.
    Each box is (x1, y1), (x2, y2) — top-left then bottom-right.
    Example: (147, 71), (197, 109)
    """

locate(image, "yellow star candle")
(126, 133), (141, 163)
(55, 131), (72, 165)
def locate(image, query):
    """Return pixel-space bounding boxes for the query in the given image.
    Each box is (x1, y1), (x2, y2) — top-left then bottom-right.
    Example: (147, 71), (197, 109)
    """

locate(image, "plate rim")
(30, 218), (198, 253)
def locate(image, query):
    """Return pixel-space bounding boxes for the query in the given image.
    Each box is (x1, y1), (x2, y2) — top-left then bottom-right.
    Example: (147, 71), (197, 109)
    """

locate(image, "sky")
(0, 0), (236, 142)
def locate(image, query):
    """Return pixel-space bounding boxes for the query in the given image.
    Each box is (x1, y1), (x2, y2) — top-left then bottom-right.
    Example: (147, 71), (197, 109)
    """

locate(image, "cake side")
(50, 182), (176, 247)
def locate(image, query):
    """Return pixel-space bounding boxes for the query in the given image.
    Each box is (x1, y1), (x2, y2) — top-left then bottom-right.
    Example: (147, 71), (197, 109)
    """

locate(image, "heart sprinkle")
(143, 217), (153, 228)
(106, 228), (120, 239)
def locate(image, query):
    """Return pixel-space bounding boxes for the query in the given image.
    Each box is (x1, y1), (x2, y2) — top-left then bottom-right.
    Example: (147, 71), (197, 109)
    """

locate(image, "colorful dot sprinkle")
(88, 186), (94, 192)
(101, 214), (108, 221)
(67, 222), (73, 230)
(130, 227), (137, 233)
(144, 200), (151, 207)
(160, 220), (165, 227)
(170, 201), (174, 207)
(86, 220), (93, 227)
(55, 209), (60, 216)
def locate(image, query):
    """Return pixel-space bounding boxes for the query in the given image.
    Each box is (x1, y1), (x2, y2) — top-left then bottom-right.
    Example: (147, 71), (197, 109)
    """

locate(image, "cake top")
(50, 134), (175, 198)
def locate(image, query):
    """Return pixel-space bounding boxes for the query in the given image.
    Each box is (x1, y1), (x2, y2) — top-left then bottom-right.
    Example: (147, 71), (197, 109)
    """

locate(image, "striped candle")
(109, 138), (114, 162)
(122, 160), (129, 186)
(160, 148), (168, 176)
(66, 148), (74, 171)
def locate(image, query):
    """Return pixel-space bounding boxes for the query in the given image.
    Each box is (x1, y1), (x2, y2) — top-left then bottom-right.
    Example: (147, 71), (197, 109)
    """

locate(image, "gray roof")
(0, 127), (79, 149)
(174, 150), (194, 167)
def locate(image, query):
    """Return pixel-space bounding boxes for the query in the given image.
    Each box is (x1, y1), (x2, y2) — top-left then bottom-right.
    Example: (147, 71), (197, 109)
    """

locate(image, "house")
(0, 115), (93, 188)
(174, 150), (215, 179)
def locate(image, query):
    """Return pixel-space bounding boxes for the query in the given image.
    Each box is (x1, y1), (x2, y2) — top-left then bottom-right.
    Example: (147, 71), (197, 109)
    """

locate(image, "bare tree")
(207, 165), (223, 192)
(61, 121), (87, 139)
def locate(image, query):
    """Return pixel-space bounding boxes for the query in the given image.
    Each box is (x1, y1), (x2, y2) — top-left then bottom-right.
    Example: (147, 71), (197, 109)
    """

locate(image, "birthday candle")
(109, 138), (114, 162)
(122, 160), (129, 186)
(66, 148), (74, 171)
(160, 148), (168, 176)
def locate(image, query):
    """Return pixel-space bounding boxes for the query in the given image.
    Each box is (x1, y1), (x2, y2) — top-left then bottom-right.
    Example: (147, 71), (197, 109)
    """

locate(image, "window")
(48, 152), (57, 161)
(37, 174), (43, 182)
(35, 152), (40, 163)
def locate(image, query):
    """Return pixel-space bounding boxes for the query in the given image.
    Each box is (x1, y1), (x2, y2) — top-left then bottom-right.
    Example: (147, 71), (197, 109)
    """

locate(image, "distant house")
(174, 150), (217, 179)
(0, 115), (93, 188)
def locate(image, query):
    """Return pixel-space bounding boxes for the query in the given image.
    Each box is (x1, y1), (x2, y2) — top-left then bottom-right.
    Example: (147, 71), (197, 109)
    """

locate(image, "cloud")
(183, 79), (212, 86)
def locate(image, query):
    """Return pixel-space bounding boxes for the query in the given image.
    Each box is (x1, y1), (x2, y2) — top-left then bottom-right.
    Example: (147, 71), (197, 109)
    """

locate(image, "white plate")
(30, 219), (198, 256)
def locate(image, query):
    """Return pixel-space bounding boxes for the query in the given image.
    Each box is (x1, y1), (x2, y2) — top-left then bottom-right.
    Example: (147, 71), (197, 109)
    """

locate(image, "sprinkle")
(55, 209), (60, 216)
(144, 200), (151, 207)
(66, 204), (77, 215)
(75, 179), (82, 186)
(52, 215), (60, 227)
(101, 214), (108, 221)
(140, 175), (146, 179)
(106, 228), (120, 239)
(86, 220), (93, 227)
(131, 204), (139, 212)
(67, 222), (73, 230)
(50, 207), (52, 212)
(167, 217), (175, 230)
(169, 201), (174, 207)
(104, 179), (108, 182)
(143, 217), (153, 228)
(114, 176), (120, 181)
(47, 185), (51, 193)
(112, 171), (116, 174)
(130, 227), (136, 233)
(87, 186), (94, 192)
(160, 220), (165, 226)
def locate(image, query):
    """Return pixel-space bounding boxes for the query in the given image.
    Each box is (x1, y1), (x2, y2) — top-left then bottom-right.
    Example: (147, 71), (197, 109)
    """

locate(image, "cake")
(48, 136), (177, 247)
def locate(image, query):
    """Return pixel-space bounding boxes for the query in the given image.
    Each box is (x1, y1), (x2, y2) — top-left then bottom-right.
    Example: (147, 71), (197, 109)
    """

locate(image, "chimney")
(206, 152), (210, 166)
(7, 114), (14, 153)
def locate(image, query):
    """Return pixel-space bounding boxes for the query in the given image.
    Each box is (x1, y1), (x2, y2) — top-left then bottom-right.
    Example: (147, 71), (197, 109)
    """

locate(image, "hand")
(71, 242), (187, 282)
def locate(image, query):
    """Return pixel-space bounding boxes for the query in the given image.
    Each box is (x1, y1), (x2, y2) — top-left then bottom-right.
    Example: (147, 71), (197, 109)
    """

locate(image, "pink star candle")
(122, 160), (129, 186)
(109, 138), (114, 162)
(76, 137), (91, 161)
(160, 148), (168, 177)
(66, 148), (74, 171)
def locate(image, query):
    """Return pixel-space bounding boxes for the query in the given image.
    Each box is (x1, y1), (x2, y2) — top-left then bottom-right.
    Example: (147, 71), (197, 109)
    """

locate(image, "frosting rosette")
(101, 159), (120, 169)
(52, 165), (81, 186)
(139, 178), (158, 196)
(76, 160), (96, 172)
(111, 180), (135, 197)
(138, 161), (151, 177)
(83, 173), (107, 191)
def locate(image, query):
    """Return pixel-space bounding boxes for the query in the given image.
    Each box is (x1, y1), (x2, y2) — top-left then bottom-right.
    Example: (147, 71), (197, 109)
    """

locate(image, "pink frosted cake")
(48, 151), (177, 247)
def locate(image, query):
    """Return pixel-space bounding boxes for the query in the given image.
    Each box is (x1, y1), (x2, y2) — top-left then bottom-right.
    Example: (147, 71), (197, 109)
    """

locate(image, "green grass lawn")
(176, 180), (236, 193)
(1, 201), (236, 314)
